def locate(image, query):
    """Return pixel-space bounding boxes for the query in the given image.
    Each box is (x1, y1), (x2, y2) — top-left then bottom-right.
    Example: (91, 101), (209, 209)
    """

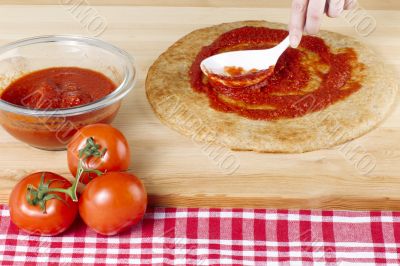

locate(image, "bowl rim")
(0, 35), (136, 117)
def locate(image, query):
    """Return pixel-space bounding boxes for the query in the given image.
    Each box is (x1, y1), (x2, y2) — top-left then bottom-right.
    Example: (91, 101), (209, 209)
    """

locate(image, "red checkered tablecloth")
(1, 205), (400, 265)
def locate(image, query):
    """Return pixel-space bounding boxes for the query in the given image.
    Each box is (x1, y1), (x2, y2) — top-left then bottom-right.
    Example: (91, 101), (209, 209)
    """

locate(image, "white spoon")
(200, 36), (290, 77)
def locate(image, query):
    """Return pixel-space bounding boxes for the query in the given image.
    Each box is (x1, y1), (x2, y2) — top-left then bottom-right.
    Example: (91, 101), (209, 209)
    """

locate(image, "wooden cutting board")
(0, 1), (399, 210)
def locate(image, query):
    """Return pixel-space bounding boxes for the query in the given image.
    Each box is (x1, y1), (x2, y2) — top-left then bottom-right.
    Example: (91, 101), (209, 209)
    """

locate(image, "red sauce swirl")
(189, 26), (364, 120)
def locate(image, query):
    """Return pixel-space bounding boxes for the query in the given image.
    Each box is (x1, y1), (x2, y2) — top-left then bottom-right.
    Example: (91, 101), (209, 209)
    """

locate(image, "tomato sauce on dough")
(190, 26), (364, 120)
(1, 67), (116, 109)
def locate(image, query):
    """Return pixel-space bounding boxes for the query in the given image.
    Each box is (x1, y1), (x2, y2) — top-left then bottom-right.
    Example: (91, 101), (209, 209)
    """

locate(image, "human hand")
(289, 0), (357, 48)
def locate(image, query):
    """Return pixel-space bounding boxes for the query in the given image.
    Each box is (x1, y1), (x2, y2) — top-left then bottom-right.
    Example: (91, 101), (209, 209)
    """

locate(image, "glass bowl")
(0, 35), (136, 150)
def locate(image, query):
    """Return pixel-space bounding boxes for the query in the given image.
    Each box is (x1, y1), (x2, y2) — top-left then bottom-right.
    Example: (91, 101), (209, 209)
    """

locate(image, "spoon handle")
(273, 36), (291, 59)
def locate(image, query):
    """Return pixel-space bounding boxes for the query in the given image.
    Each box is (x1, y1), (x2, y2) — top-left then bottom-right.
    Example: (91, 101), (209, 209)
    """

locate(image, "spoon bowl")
(200, 36), (290, 77)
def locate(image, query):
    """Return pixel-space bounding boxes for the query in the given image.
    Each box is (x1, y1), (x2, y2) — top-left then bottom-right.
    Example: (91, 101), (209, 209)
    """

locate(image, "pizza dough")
(146, 21), (398, 153)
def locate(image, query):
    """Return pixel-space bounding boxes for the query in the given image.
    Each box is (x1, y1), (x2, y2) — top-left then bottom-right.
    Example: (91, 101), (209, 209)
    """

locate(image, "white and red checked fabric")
(1, 205), (400, 265)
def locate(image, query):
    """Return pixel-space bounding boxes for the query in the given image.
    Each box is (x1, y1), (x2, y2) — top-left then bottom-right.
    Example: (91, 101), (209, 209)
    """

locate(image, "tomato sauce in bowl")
(0, 35), (136, 150)
(0, 67), (121, 150)
(1, 67), (116, 110)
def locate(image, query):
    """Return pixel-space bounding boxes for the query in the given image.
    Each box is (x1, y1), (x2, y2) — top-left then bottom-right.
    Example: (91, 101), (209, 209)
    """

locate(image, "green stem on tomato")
(26, 136), (105, 211)
(79, 137), (107, 161)
(26, 160), (103, 212)
(46, 160), (103, 202)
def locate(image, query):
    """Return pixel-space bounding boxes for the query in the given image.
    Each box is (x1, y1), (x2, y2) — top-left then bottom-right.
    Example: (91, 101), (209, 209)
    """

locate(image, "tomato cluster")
(8, 124), (147, 236)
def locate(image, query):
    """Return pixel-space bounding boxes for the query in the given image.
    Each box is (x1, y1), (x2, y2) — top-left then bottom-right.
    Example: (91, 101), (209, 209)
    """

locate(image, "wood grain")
(1, 0), (400, 10)
(0, 3), (399, 210)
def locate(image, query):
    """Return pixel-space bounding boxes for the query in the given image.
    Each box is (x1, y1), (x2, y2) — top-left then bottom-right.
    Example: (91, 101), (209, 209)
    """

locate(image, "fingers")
(327, 0), (344, 18)
(289, 0), (308, 48)
(289, 0), (356, 48)
(304, 0), (327, 35)
(344, 0), (357, 10)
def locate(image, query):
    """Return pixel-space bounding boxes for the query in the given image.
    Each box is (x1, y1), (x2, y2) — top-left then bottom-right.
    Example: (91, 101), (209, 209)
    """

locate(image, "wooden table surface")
(0, 1), (399, 209)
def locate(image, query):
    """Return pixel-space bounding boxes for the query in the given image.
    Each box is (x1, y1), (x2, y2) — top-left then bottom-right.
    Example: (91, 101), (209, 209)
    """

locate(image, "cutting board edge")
(148, 194), (400, 211)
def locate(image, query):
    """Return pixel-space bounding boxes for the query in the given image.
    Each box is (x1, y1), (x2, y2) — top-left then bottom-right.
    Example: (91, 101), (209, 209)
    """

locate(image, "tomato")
(79, 172), (147, 235)
(9, 172), (78, 236)
(67, 124), (131, 184)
